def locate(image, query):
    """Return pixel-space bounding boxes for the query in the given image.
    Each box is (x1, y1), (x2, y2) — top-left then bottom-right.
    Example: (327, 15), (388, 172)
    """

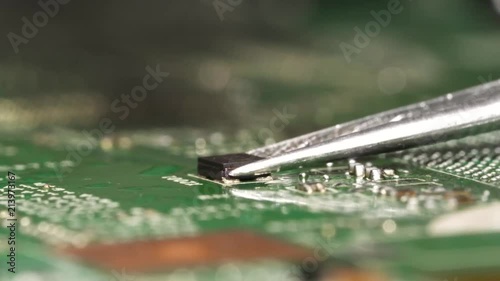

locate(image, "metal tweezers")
(229, 79), (500, 178)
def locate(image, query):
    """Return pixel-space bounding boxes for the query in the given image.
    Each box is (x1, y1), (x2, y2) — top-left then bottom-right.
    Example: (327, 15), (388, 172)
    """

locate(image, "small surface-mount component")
(198, 153), (269, 180)
(299, 172), (309, 183)
(348, 159), (356, 173)
(354, 163), (365, 178)
(369, 168), (382, 181)
(364, 162), (374, 175)
(322, 174), (330, 182)
(297, 183), (326, 194)
(382, 169), (395, 178)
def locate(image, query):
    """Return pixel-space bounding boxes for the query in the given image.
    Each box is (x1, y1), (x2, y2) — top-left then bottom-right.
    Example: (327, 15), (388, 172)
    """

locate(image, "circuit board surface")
(1, 128), (500, 281)
(2, 1), (500, 280)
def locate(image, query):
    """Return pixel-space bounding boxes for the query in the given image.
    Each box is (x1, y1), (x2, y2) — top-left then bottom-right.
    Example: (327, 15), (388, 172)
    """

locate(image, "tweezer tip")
(228, 167), (246, 177)
(230, 161), (267, 178)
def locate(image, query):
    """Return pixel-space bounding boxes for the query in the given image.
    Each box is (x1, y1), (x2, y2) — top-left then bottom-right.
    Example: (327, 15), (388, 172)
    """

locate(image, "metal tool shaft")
(230, 79), (500, 177)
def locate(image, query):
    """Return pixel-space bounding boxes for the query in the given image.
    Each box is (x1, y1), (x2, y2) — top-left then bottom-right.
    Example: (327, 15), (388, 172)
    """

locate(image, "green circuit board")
(1, 128), (500, 281)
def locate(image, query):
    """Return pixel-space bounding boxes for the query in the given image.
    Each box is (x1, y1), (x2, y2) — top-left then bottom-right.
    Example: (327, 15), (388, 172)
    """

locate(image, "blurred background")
(0, 0), (499, 137)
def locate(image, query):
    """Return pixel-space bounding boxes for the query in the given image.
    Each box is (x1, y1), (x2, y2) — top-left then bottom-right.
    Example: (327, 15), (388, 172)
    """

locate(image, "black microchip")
(198, 153), (268, 180)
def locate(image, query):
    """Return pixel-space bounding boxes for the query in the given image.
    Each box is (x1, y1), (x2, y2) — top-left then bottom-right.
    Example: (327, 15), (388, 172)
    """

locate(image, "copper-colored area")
(62, 230), (312, 273)
(318, 268), (387, 281)
(444, 190), (474, 204)
(395, 188), (417, 199)
(436, 271), (500, 281)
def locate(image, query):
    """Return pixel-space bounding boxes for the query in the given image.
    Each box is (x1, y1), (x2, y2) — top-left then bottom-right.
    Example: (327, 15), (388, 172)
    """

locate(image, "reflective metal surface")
(230, 79), (500, 177)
